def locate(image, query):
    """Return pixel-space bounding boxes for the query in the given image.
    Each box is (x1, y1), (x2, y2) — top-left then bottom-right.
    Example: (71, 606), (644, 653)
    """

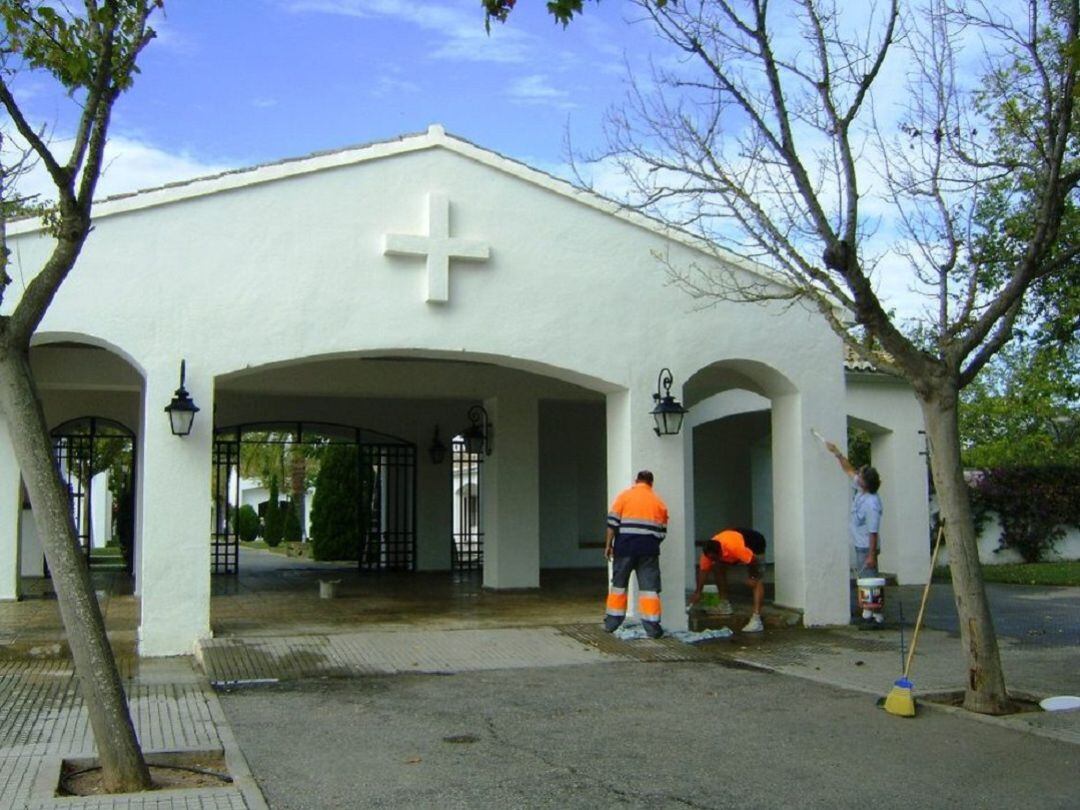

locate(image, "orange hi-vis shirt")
(699, 529), (756, 571)
(607, 482), (669, 557)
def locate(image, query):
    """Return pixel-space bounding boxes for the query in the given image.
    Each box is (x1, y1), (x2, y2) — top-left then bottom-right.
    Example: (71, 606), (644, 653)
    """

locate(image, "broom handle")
(904, 522), (946, 678)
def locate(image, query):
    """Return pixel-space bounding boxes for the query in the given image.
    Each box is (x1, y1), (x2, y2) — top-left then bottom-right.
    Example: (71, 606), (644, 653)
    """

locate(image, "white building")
(0, 126), (930, 656)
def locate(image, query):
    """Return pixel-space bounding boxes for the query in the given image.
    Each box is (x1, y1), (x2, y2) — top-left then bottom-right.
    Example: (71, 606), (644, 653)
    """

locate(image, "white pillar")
(872, 427), (930, 584)
(416, 442), (452, 571)
(136, 361), (213, 656)
(482, 392), (540, 589)
(772, 391), (849, 625)
(605, 383), (689, 632)
(0, 419), (21, 600)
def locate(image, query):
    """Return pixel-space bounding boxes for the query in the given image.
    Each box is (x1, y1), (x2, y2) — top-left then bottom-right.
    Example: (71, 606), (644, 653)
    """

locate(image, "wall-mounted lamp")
(429, 425), (447, 464)
(650, 367), (688, 436)
(462, 404), (493, 456)
(164, 359), (200, 437)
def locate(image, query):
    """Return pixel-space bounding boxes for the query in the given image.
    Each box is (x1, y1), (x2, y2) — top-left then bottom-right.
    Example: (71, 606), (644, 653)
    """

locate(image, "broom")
(884, 522), (945, 717)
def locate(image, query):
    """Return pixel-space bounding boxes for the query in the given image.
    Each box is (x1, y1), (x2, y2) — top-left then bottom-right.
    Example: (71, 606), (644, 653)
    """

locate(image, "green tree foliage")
(961, 341), (1080, 468)
(309, 444), (362, 561)
(235, 504), (260, 544)
(848, 425), (872, 471)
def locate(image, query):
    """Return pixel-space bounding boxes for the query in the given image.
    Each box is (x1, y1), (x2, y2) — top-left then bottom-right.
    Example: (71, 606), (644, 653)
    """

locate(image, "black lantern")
(462, 404), (493, 455)
(650, 367), (688, 436)
(429, 425), (447, 464)
(164, 360), (200, 437)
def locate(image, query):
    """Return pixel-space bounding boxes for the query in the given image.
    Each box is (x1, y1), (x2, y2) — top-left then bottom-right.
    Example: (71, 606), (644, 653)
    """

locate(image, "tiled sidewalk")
(0, 657), (266, 810)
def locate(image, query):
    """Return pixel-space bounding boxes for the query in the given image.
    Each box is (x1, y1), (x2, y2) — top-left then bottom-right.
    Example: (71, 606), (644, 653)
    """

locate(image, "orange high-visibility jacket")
(607, 482), (668, 557)
(699, 528), (760, 571)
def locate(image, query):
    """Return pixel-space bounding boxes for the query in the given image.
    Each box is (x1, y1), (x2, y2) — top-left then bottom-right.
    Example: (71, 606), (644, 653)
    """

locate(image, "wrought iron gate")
(451, 437), (483, 572)
(50, 417), (136, 571)
(211, 432), (241, 574)
(213, 423), (416, 575)
(358, 443), (417, 571)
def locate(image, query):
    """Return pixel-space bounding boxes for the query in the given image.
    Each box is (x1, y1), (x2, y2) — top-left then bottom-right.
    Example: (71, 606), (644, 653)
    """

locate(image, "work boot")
(643, 621), (664, 639)
(742, 613), (764, 633)
(603, 616), (624, 633)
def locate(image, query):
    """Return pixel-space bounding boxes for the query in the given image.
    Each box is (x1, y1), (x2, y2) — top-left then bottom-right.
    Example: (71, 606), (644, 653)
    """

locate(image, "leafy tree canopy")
(961, 340), (1080, 468)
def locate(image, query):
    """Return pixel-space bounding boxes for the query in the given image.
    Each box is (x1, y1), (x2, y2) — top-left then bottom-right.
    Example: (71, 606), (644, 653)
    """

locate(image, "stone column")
(136, 361), (213, 656)
(871, 427), (930, 584)
(606, 382), (689, 633)
(772, 391), (849, 625)
(482, 392), (540, 589)
(0, 418), (21, 600)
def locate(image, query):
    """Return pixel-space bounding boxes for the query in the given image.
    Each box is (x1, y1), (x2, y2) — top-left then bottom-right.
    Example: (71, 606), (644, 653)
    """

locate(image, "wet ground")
(5, 547), (1076, 651)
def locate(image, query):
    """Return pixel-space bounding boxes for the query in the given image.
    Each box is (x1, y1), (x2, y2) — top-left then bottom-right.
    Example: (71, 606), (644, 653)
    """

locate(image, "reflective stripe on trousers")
(638, 590), (661, 622)
(606, 587), (628, 617)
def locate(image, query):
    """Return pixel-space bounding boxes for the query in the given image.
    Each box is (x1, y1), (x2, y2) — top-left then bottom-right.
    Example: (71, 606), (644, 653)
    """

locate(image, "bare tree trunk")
(920, 390), (1011, 714)
(0, 346), (150, 792)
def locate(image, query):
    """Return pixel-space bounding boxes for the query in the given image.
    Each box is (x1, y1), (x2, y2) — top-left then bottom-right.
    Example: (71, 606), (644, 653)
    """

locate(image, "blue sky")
(9, 0), (1021, 323)
(13, 0), (662, 197)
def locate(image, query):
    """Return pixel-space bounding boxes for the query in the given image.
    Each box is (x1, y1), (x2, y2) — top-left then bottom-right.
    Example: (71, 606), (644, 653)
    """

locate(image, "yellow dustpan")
(885, 523), (945, 717)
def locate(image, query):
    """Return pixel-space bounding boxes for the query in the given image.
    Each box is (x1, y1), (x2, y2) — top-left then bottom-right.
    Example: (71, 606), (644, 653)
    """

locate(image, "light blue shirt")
(850, 485), (882, 550)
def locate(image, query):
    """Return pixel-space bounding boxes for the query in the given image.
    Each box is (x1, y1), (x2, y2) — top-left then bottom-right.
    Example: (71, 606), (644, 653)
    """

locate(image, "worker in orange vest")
(688, 528), (767, 633)
(603, 470), (669, 638)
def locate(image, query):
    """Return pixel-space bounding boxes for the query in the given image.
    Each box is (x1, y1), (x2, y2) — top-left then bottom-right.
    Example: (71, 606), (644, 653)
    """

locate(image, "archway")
(684, 359), (803, 609)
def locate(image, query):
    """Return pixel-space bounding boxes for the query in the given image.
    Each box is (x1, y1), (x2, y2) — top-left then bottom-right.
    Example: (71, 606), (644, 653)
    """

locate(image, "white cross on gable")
(382, 192), (490, 304)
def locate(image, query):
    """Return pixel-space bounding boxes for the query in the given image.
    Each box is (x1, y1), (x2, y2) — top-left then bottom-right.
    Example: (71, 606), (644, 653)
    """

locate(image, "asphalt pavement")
(903, 582), (1080, 647)
(216, 660), (1080, 810)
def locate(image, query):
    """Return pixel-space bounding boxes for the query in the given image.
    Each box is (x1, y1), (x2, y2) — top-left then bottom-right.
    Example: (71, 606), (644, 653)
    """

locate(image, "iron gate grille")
(214, 423), (417, 575)
(51, 417), (136, 572)
(52, 433), (93, 561)
(212, 435), (241, 574)
(359, 443), (417, 571)
(451, 438), (483, 572)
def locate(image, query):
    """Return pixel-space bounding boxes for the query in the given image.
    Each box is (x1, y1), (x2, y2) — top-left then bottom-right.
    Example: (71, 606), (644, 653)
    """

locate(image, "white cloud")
(5, 134), (235, 203)
(506, 75), (577, 110)
(284, 0), (535, 63)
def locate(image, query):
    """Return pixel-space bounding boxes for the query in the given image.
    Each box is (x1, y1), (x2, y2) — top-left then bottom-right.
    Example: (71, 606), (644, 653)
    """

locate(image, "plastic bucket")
(856, 577), (886, 611)
(700, 583), (721, 609)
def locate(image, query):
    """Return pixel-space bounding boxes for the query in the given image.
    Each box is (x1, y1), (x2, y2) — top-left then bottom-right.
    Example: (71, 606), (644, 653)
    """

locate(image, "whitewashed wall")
(939, 512), (1080, 565)
(0, 127), (906, 651)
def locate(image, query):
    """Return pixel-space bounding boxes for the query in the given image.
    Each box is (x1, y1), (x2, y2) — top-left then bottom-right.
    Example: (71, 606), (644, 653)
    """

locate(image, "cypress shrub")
(309, 444), (362, 561)
(236, 504), (260, 543)
(263, 476), (284, 547)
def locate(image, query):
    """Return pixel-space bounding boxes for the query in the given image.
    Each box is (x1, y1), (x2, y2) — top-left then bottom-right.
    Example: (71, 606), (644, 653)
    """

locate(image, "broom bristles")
(884, 677), (915, 717)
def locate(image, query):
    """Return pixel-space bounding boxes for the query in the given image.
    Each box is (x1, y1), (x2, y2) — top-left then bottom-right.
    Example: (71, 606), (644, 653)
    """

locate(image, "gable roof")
(7, 124), (787, 290)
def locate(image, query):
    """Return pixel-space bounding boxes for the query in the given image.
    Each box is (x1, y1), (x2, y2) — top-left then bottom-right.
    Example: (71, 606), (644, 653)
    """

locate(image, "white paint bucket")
(856, 577), (886, 612)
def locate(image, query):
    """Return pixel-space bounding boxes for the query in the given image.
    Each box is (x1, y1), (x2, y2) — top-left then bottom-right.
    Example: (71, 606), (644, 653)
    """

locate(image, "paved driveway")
(217, 661), (1080, 810)
(887, 583), (1080, 647)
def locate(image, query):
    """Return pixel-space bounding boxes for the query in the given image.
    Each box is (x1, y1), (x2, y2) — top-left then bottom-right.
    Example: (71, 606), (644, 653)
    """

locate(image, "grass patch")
(88, 545), (127, 571)
(241, 540), (309, 558)
(933, 560), (1080, 586)
(89, 546), (123, 558)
